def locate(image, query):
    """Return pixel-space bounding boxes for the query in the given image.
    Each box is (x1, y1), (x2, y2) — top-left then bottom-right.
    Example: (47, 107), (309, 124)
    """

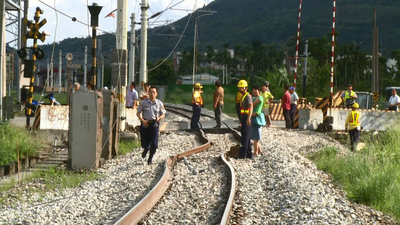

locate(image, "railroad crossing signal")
(23, 8), (48, 42)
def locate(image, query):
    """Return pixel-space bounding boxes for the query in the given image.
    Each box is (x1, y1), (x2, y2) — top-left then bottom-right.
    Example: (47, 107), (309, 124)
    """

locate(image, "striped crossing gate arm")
(33, 106), (41, 130)
(315, 97), (330, 123)
(270, 102), (284, 121)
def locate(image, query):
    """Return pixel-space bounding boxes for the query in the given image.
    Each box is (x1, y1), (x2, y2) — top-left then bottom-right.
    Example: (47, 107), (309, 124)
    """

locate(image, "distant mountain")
(38, 0), (400, 66)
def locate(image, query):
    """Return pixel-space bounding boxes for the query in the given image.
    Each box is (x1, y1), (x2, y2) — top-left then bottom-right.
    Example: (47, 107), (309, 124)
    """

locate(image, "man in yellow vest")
(191, 83), (203, 129)
(237, 80), (253, 159)
(345, 103), (361, 152)
(235, 91), (243, 126)
(341, 84), (358, 109)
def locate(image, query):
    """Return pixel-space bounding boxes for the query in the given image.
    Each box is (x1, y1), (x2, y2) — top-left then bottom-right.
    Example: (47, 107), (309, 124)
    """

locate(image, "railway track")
(114, 105), (240, 224)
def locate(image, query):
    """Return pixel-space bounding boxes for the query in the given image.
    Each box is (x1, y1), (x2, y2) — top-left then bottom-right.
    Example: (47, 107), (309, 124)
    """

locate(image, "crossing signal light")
(17, 47), (28, 59)
(34, 48), (45, 60)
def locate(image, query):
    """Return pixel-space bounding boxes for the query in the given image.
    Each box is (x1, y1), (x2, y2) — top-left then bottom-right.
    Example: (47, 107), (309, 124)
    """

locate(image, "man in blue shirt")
(126, 82), (138, 109)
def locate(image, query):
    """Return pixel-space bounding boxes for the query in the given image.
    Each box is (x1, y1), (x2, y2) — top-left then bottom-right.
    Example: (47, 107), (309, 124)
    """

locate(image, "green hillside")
(38, 0), (400, 64)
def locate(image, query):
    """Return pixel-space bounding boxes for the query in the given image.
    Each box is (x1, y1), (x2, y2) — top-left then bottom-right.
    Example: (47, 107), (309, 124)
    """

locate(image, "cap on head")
(289, 86), (295, 90)
(237, 80), (248, 88)
(352, 103), (359, 109)
(347, 84), (352, 87)
(195, 83), (203, 89)
(264, 81), (269, 87)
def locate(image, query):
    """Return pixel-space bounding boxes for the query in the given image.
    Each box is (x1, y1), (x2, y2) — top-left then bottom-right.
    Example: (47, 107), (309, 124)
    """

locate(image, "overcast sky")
(20, 0), (214, 45)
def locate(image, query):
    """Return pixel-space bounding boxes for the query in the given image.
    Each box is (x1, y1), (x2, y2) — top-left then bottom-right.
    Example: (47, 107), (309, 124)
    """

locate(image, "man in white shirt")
(289, 86), (299, 128)
(126, 82), (138, 109)
(388, 89), (400, 111)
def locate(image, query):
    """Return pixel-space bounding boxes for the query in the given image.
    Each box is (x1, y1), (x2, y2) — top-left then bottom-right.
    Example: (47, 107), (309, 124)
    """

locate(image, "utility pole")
(111, 0), (129, 132)
(302, 40), (308, 97)
(84, 46), (87, 90)
(46, 58), (49, 87)
(97, 39), (103, 88)
(88, 3), (102, 90)
(192, 15), (198, 92)
(0, 0), (5, 120)
(50, 58), (53, 88)
(139, 0), (149, 90)
(372, 8), (379, 94)
(59, 49), (62, 93)
(128, 13), (135, 84)
(66, 53), (72, 104)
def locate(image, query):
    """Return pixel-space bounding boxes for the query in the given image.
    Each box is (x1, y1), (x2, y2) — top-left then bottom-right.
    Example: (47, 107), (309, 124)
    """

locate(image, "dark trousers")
(140, 122), (160, 163)
(283, 108), (291, 129)
(349, 128), (360, 151)
(290, 104), (297, 128)
(191, 104), (201, 129)
(214, 104), (224, 127)
(239, 115), (252, 159)
(236, 103), (241, 121)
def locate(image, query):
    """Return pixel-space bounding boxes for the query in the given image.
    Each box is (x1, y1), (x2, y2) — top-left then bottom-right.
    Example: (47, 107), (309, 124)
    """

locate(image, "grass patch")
(0, 124), (45, 166)
(33, 93), (68, 105)
(119, 139), (141, 155)
(0, 168), (102, 205)
(308, 128), (400, 221)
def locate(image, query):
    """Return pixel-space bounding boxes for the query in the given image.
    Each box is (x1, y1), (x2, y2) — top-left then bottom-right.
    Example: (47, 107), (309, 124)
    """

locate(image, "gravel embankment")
(143, 133), (238, 224)
(229, 127), (396, 224)
(0, 129), (201, 224)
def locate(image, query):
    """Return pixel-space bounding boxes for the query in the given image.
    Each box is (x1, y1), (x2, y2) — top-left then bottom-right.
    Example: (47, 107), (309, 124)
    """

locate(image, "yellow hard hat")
(352, 103), (359, 109)
(195, 83), (203, 89)
(237, 80), (248, 88)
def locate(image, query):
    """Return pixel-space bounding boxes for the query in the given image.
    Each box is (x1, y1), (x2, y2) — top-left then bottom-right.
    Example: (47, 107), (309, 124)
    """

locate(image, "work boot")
(142, 149), (149, 158)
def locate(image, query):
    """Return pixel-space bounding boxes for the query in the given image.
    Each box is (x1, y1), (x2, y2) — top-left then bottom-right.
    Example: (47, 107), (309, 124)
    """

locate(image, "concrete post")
(139, 0), (148, 90)
(129, 13), (135, 84)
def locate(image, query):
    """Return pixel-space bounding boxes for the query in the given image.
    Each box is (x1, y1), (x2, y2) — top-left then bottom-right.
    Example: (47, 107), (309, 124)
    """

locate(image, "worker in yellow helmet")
(237, 79), (253, 159)
(345, 102), (361, 152)
(191, 83), (203, 129)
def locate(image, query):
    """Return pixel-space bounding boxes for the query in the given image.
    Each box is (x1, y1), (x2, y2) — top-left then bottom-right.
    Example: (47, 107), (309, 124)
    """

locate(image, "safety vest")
(191, 90), (203, 105)
(344, 90), (355, 101)
(240, 93), (250, 115)
(349, 111), (360, 126)
(236, 92), (242, 104)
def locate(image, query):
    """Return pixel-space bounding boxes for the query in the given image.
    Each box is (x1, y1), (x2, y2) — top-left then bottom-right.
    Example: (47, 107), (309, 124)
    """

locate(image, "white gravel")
(229, 127), (396, 224)
(143, 133), (238, 224)
(0, 131), (201, 224)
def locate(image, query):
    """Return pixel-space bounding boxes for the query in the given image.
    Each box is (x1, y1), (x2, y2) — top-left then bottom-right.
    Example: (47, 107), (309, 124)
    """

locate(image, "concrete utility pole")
(112, 0), (129, 132)
(302, 40), (308, 97)
(128, 13), (135, 84)
(97, 39), (103, 88)
(59, 49), (62, 93)
(192, 16), (198, 92)
(372, 8), (379, 94)
(139, 0), (149, 89)
(50, 58), (54, 88)
(0, 0), (5, 120)
(46, 58), (49, 86)
(84, 46), (87, 90)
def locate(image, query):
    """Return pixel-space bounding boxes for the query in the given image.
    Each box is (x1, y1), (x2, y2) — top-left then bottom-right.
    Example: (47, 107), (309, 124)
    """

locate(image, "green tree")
(148, 59), (176, 85)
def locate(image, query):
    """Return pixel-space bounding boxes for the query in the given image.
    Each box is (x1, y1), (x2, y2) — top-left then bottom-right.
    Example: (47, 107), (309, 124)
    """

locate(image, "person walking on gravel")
(137, 86), (166, 165)
(237, 80), (253, 159)
(261, 82), (274, 127)
(213, 80), (224, 128)
(345, 103), (361, 152)
(250, 85), (265, 156)
(191, 83), (203, 129)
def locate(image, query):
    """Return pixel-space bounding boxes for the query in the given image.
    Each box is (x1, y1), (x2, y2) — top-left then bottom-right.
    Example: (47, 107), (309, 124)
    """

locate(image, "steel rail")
(115, 104), (238, 224)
